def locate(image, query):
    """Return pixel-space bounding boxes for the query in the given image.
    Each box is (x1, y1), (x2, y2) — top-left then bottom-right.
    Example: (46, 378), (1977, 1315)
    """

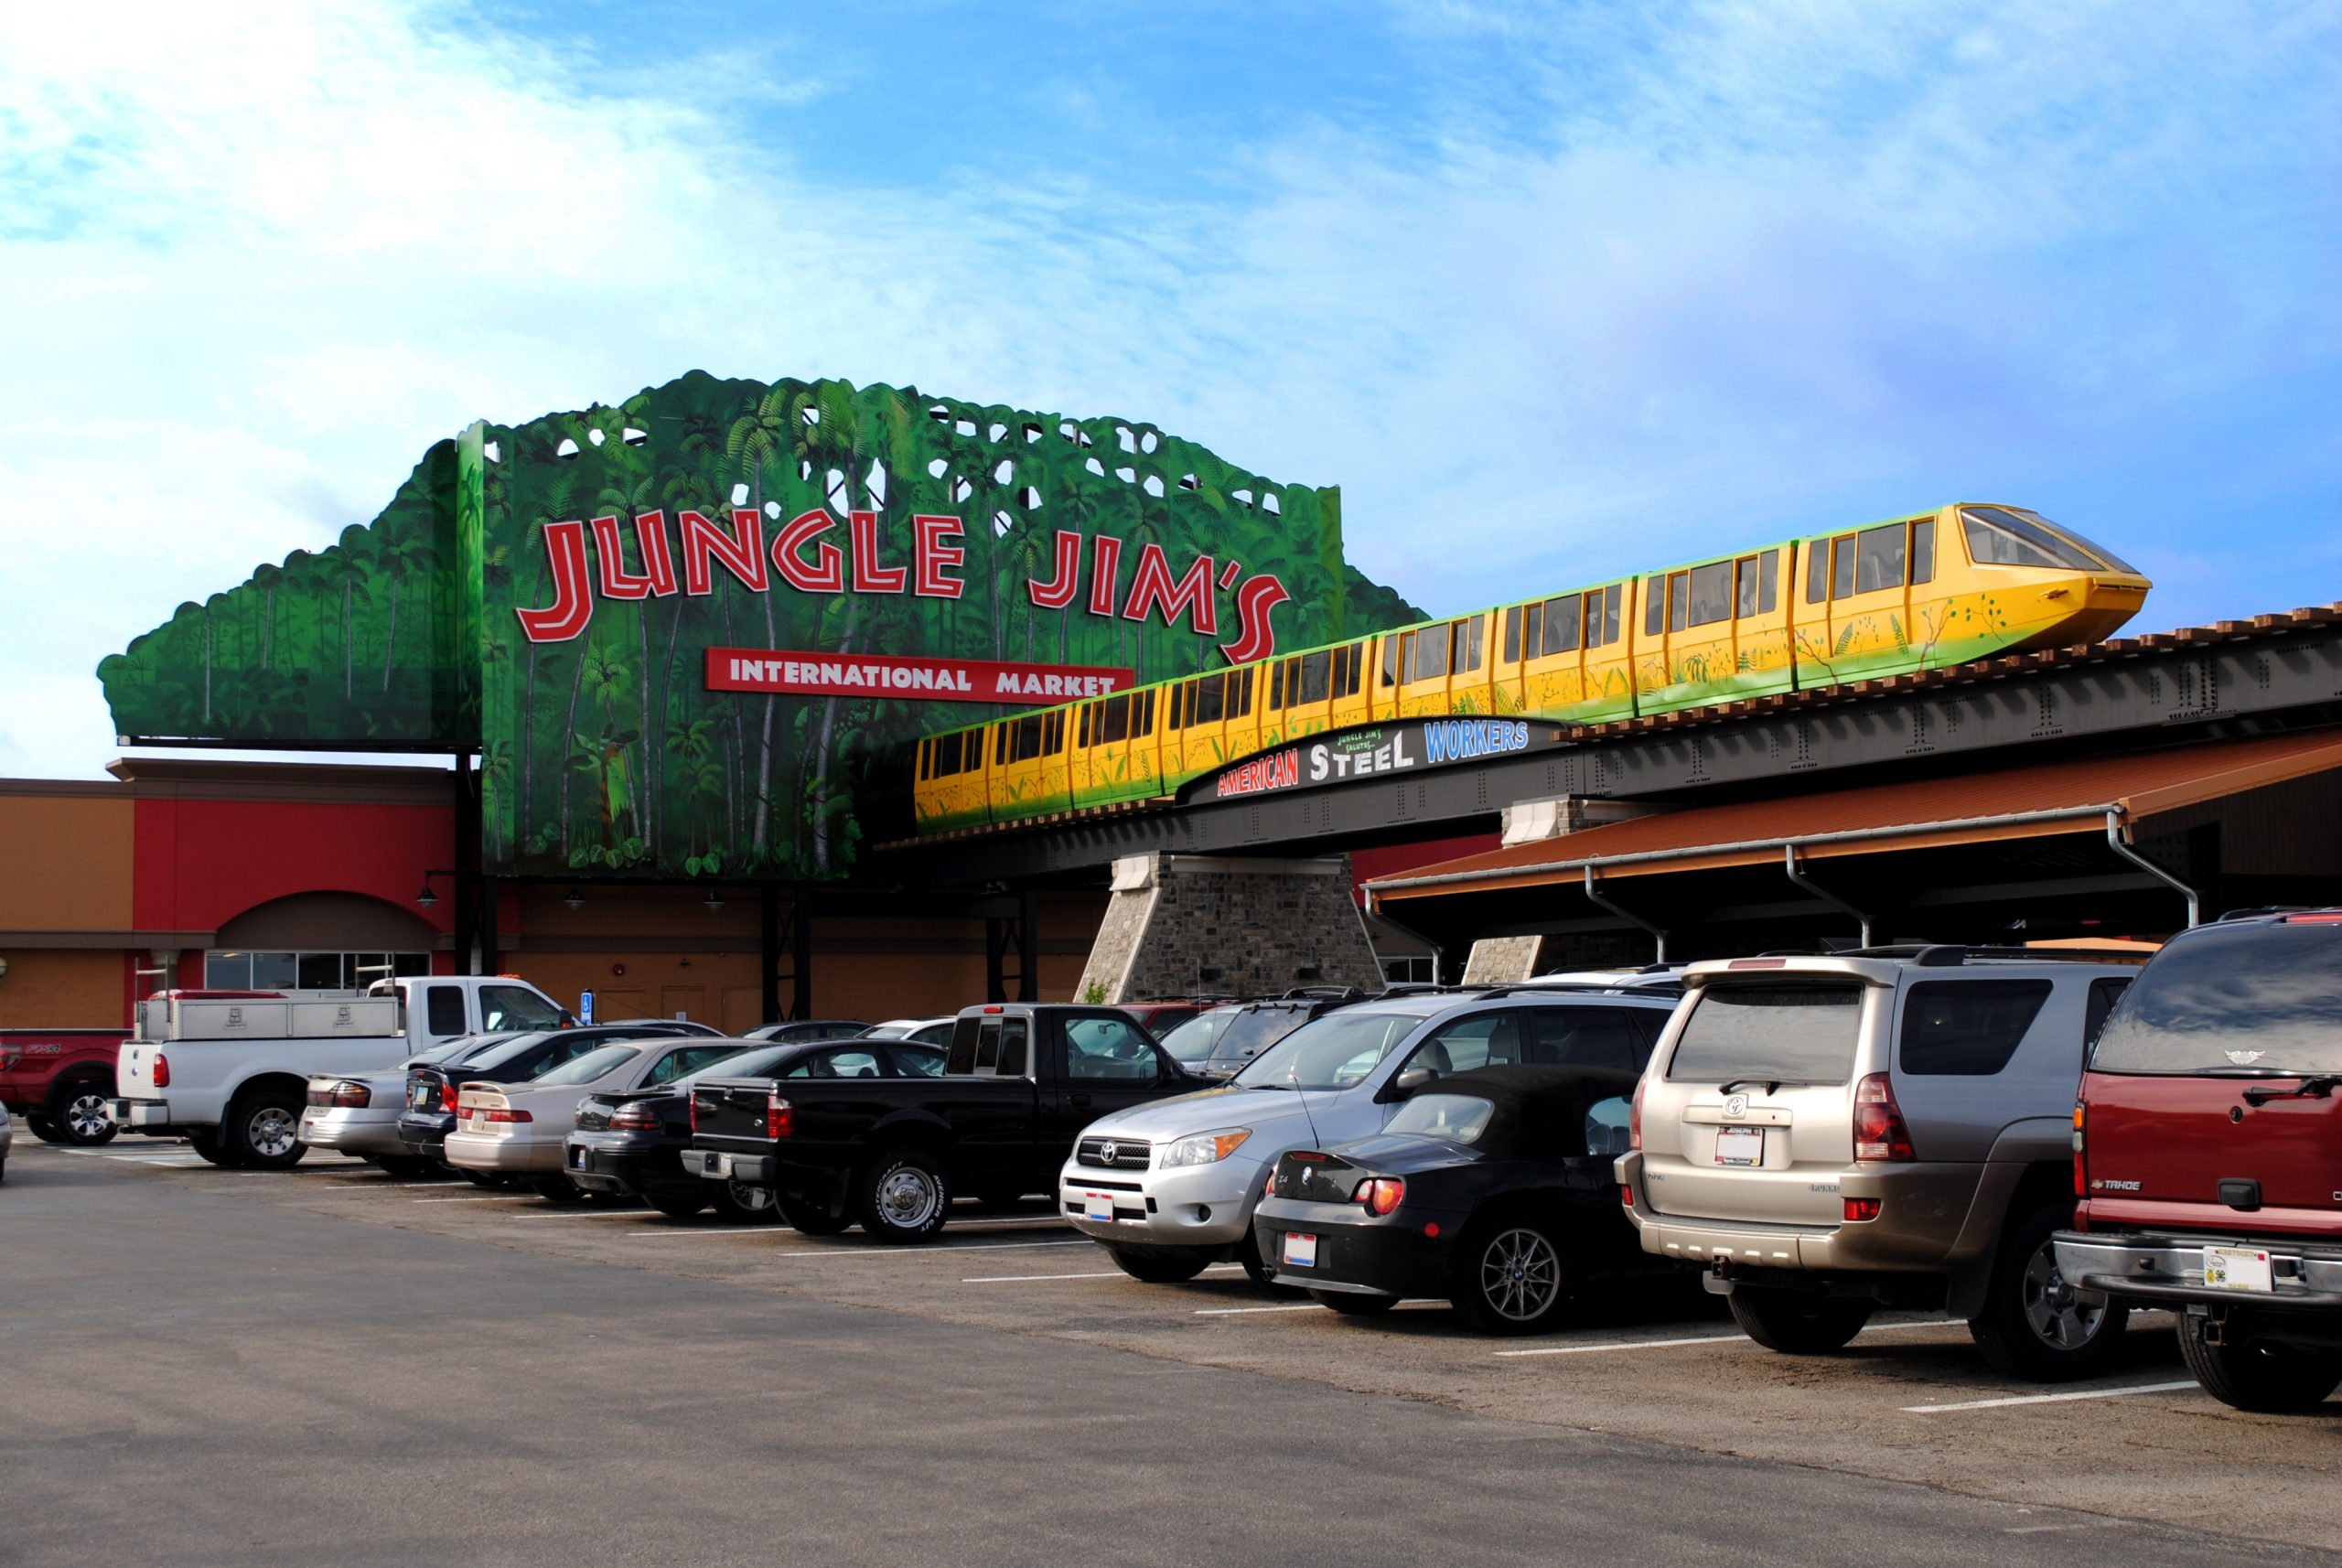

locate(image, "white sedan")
(446, 1037), (748, 1202)
(859, 1016), (956, 1047)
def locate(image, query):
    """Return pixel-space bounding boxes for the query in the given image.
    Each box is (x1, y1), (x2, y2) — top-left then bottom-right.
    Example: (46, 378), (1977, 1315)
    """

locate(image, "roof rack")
(1471, 980), (1681, 999)
(2216, 906), (2320, 922)
(1277, 985), (1366, 1001)
(1835, 943), (2151, 967)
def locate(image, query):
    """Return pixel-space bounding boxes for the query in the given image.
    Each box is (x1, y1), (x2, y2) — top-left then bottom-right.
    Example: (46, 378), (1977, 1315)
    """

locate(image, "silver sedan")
(298, 1033), (521, 1176)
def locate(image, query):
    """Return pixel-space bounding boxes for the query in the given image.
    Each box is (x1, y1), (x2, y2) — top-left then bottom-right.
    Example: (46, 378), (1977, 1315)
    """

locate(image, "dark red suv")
(0, 1028), (127, 1146)
(2054, 911), (2342, 1412)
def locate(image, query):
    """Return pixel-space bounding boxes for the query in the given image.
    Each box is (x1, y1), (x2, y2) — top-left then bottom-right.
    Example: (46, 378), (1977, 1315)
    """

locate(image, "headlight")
(1159, 1127), (1251, 1167)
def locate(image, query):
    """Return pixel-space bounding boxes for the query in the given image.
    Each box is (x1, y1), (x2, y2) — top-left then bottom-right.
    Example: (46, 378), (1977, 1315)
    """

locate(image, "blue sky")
(3, 0), (2337, 777)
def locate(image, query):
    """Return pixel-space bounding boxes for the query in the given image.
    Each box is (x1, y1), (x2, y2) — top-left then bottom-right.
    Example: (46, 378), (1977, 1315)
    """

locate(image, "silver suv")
(1617, 947), (2141, 1380)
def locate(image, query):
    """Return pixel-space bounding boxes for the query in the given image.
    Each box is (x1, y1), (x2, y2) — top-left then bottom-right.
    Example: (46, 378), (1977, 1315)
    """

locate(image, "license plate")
(1083, 1192), (1116, 1222)
(411, 1086), (429, 1107)
(1714, 1127), (1765, 1166)
(1283, 1232), (1318, 1268)
(571, 1147), (589, 1171)
(2205, 1245), (2274, 1293)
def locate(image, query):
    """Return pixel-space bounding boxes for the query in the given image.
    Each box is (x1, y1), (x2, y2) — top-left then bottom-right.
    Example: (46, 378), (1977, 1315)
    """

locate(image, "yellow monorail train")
(912, 502), (2150, 832)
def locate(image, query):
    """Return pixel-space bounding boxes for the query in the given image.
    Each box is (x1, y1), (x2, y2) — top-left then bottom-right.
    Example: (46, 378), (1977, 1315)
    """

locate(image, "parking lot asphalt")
(5, 1141), (2338, 1567)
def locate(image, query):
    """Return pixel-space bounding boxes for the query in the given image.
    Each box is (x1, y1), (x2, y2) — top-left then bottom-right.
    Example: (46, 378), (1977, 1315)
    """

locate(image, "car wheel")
(1312, 1289), (1399, 1316)
(223, 1089), (306, 1171)
(644, 1188), (708, 1219)
(2179, 1316), (2342, 1412)
(1239, 1244), (1307, 1297)
(854, 1148), (951, 1243)
(531, 1176), (590, 1206)
(25, 1112), (63, 1144)
(49, 1079), (118, 1147)
(1967, 1202), (2129, 1381)
(188, 1131), (237, 1166)
(1728, 1286), (1873, 1353)
(1107, 1247), (1213, 1283)
(775, 1192), (851, 1233)
(1452, 1217), (1573, 1335)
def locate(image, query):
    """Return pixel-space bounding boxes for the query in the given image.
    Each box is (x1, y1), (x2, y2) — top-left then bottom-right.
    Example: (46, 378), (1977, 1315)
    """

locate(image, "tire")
(775, 1192), (849, 1233)
(26, 1112), (62, 1144)
(531, 1176), (590, 1206)
(1312, 1289), (1399, 1316)
(1452, 1217), (1574, 1336)
(223, 1090), (306, 1171)
(853, 1148), (952, 1243)
(188, 1131), (236, 1166)
(1108, 1246), (1213, 1283)
(48, 1079), (118, 1147)
(0, 1155), (6, 1183)
(1240, 1243), (1307, 1297)
(2179, 1317), (2342, 1412)
(1967, 1202), (2130, 1382)
(1729, 1286), (1874, 1353)
(644, 1188), (709, 1219)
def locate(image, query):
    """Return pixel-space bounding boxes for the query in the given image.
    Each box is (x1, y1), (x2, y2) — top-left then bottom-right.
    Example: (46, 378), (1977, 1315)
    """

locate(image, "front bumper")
(442, 1130), (562, 1174)
(107, 1097), (174, 1131)
(297, 1108), (407, 1159)
(1058, 1157), (1261, 1249)
(683, 1148), (777, 1185)
(1252, 1197), (1456, 1298)
(2054, 1231), (2342, 1313)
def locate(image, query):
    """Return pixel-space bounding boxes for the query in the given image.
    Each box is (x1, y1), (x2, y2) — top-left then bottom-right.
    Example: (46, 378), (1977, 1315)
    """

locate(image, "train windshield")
(1960, 506), (2135, 574)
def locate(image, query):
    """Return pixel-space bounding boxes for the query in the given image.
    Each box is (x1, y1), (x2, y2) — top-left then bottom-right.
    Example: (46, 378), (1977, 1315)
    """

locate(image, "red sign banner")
(705, 648), (1137, 704)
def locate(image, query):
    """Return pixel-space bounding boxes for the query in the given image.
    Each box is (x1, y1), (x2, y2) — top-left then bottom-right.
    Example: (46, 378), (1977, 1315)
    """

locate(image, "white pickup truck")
(108, 975), (569, 1169)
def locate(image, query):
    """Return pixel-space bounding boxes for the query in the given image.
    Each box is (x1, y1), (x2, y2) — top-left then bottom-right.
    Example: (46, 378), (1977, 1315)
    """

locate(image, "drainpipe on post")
(1582, 865), (1669, 964)
(2105, 809), (2200, 929)
(1784, 844), (1875, 949)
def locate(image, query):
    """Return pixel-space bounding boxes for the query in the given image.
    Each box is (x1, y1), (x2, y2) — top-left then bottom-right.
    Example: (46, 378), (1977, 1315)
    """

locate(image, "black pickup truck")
(682, 1004), (1203, 1241)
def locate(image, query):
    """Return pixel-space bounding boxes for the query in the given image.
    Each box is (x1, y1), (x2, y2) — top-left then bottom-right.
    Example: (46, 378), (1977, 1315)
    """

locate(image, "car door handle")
(1068, 1094), (1092, 1108)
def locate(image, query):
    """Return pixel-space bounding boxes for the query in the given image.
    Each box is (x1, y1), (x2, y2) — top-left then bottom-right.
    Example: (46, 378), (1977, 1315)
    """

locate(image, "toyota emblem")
(1099, 1142), (1120, 1164)
(1724, 1094), (1748, 1118)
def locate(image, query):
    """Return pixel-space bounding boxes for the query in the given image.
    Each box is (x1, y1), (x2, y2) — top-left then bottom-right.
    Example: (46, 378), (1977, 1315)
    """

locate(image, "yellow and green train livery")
(912, 503), (2150, 832)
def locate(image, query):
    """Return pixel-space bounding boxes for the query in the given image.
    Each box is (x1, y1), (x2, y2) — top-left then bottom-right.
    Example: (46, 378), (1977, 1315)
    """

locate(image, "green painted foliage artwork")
(99, 370), (1421, 883)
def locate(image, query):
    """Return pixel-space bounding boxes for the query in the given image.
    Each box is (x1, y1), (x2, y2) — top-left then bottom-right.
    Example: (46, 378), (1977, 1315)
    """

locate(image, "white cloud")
(1, 0), (2334, 779)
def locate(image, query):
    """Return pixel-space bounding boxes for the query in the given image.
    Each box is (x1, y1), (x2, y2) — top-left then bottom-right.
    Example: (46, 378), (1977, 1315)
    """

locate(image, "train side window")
(1339, 642), (1365, 697)
(1519, 603), (1541, 660)
(994, 725), (1010, 765)
(931, 737), (950, 778)
(1910, 519), (1936, 585)
(1196, 673), (1225, 724)
(1007, 715), (1038, 761)
(1299, 650), (1332, 702)
(1831, 535), (1858, 600)
(1855, 522), (1907, 593)
(1078, 705), (1094, 746)
(1233, 667), (1253, 716)
(916, 739), (929, 780)
(1688, 561), (1732, 627)
(1168, 682), (1187, 730)
(1597, 584), (1622, 647)
(1502, 607), (1521, 663)
(1643, 577), (1666, 637)
(1542, 594), (1580, 655)
(1045, 711), (1067, 752)
(1415, 625), (1450, 681)
(1735, 556), (1761, 618)
(1394, 630), (1416, 682)
(1663, 572), (1685, 632)
(1452, 618), (1483, 674)
(1758, 548), (1778, 612)
(1268, 658), (1286, 709)
(1380, 637), (1401, 688)
(1136, 690), (1155, 733)
(1100, 694), (1131, 743)
(1806, 542), (1829, 604)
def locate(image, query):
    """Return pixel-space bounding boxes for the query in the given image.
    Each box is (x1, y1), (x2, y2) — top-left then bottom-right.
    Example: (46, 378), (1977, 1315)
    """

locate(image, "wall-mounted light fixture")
(564, 887), (586, 911)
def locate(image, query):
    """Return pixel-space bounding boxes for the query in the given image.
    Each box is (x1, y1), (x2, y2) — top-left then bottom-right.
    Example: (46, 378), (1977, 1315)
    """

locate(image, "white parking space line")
(1494, 1318), (1960, 1359)
(624, 1235), (1094, 1256)
(1196, 1303), (1324, 1316)
(105, 1154), (210, 1166)
(1902, 1380), (2199, 1413)
(964, 1264), (1244, 1284)
(412, 1195), (538, 1204)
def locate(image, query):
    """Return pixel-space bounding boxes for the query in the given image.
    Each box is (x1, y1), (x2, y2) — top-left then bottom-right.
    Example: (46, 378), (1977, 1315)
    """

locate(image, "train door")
(1728, 545), (1792, 697)
(1901, 511), (1947, 663)
(1507, 592), (1584, 719)
(1124, 687), (1163, 798)
(1395, 618), (1472, 717)
(1225, 663), (1264, 760)
(1577, 582), (1632, 721)
(1818, 519), (1919, 682)
(1450, 613), (1495, 713)
(1326, 640), (1370, 731)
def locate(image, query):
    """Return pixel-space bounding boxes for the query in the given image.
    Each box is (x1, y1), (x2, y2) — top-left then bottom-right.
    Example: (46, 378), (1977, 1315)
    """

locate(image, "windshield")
(1206, 1008), (1316, 1068)
(404, 1035), (496, 1068)
(2092, 922), (2342, 1075)
(1961, 505), (2108, 572)
(1230, 1010), (1422, 1091)
(859, 1022), (913, 1038)
(1667, 983), (1864, 1085)
(531, 1045), (641, 1086)
(2017, 509), (2140, 575)
(1384, 1092), (1496, 1145)
(1157, 1010), (1236, 1066)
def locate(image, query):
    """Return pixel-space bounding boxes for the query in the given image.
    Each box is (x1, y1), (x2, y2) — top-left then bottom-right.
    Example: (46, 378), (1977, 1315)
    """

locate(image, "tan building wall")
(0, 949), (127, 1029)
(0, 790), (134, 936)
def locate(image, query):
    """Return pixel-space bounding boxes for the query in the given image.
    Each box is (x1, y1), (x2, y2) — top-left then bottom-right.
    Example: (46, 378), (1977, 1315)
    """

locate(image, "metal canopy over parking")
(1362, 729), (2342, 961)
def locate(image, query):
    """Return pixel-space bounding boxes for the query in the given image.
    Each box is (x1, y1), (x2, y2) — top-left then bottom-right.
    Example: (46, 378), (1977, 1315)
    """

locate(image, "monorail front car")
(912, 503), (2150, 832)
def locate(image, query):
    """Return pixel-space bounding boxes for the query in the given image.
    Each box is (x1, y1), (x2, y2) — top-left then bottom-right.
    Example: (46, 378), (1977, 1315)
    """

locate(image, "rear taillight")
(331, 1081), (370, 1109)
(153, 1052), (170, 1089)
(1842, 1197), (1881, 1222)
(1264, 1168), (1277, 1203)
(689, 1094), (699, 1133)
(1628, 1075), (1647, 1151)
(1619, 1184), (1633, 1207)
(1852, 1073), (1914, 1162)
(480, 1107), (532, 1124)
(608, 1102), (661, 1132)
(766, 1095), (795, 1139)
(2071, 1098), (2087, 1201)
(1354, 1177), (1405, 1217)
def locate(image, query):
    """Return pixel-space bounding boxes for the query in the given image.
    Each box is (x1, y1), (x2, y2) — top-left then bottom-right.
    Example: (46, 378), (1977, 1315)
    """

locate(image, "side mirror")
(1392, 1066), (1437, 1094)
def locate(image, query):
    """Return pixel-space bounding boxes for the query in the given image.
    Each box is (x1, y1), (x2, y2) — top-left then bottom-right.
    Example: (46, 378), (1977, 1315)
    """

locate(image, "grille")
(1075, 1136), (1150, 1170)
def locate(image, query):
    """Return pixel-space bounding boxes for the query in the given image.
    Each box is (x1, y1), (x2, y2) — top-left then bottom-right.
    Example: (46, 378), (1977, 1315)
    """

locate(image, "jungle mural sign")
(100, 371), (1421, 882)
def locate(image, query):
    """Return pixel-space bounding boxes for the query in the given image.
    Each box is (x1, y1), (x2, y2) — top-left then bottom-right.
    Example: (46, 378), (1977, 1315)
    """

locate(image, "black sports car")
(565, 1036), (943, 1220)
(1252, 1064), (1663, 1334)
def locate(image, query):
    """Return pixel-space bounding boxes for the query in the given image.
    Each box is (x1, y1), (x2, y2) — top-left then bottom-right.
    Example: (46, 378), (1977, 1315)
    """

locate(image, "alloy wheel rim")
(250, 1107), (298, 1160)
(728, 1181), (773, 1211)
(876, 1165), (941, 1230)
(2021, 1238), (2106, 1348)
(1479, 1228), (1562, 1321)
(65, 1093), (110, 1140)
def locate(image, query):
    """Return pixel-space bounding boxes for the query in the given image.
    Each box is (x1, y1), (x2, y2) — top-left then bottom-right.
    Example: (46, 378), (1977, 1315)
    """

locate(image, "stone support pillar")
(1075, 854), (1382, 1003)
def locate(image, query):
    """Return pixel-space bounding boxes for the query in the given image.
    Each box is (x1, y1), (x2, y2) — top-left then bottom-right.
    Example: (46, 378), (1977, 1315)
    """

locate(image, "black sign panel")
(1180, 716), (1571, 804)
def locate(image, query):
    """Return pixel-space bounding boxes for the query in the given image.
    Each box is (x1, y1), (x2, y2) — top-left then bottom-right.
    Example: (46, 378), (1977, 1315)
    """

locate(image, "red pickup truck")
(2054, 910), (2342, 1412)
(0, 1028), (127, 1146)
